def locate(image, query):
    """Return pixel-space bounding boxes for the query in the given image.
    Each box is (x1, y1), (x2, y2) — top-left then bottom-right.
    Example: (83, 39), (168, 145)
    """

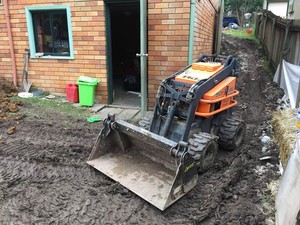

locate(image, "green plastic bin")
(77, 76), (99, 106)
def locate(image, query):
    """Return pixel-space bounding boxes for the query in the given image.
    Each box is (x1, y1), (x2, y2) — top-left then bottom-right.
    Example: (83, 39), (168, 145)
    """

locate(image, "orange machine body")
(175, 62), (239, 118)
(175, 62), (224, 84)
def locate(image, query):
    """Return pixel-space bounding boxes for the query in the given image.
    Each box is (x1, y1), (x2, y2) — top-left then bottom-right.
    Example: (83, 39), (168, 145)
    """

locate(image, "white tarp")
(273, 60), (300, 108)
(276, 140), (300, 225)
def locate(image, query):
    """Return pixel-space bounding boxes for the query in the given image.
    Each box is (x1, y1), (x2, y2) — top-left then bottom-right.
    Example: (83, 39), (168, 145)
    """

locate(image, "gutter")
(4, 0), (17, 87)
(188, 0), (196, 64)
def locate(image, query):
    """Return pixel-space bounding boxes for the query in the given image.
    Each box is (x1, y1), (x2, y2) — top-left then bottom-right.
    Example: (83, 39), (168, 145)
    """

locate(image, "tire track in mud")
(0, 147), (146, 224)
(4, 120), (97, 147)
(0, 141), (88, 167)
(193, 35), (279, 224)
(0, 119), (172, 224)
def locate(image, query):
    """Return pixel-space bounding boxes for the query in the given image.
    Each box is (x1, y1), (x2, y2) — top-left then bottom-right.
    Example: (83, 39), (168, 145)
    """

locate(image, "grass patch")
(223, 28), (259, 43)
(263, 57), (274, 77)
(12, 95), (91, 120)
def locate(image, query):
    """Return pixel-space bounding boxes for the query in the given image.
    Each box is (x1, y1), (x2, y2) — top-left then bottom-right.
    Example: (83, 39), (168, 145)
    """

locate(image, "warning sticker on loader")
(184, 162), (195, 173)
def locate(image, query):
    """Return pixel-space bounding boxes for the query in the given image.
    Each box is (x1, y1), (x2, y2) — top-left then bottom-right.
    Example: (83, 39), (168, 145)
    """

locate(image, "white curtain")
(276, 140), (300, 225)
(273, 60), (300, 108)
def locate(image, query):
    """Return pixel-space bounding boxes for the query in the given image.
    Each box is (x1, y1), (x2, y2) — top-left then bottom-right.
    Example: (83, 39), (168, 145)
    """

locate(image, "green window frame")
(25, 5), (74, 59)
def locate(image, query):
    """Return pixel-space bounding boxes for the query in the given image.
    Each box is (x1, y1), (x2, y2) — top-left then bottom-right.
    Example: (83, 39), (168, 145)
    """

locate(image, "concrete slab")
(131, 111), (153, 124)
(108, 104), (139, 110)
(117, 109), (140, 121)
(90, 104), (106, 112)
(96, 107), (124, 120)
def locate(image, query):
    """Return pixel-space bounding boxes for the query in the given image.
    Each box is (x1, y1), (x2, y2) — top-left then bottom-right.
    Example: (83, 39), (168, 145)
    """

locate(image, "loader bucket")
(87, 115), (198, 211)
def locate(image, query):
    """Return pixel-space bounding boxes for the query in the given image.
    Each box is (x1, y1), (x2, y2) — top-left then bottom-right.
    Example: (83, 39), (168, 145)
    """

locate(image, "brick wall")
(147, 0), (218, 108)
(0, 0), (107, 103)
(193, 0), (218, 60)
(148, 0), (191, 107)
(0, 0), (218, 106)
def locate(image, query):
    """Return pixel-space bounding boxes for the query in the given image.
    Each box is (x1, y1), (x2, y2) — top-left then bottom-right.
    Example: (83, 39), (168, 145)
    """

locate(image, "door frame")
(104, 0), (140, 104)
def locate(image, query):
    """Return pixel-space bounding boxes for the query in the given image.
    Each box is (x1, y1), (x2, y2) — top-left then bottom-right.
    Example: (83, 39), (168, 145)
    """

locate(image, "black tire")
(218, 117), (246, 151)
(188, 132), (218, 173)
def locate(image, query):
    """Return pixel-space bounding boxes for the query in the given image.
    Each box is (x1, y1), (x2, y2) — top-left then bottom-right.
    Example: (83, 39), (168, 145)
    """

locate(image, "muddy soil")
(0, 79), (24, 136)
(0, 35), (281, 224)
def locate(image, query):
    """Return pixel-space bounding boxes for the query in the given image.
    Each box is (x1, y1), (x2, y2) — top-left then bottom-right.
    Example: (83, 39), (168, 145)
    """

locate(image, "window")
(33, 11), (70, 56)
(26, 6), (74, 59)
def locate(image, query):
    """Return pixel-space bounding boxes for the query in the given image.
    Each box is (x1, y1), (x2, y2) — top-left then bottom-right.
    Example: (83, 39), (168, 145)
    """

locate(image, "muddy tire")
(188, 132), (218, 174)
(218, 117), (246, 151)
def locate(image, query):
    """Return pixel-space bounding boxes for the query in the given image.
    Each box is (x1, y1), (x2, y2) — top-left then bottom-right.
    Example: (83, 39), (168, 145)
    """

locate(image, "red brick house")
(0, 0), (219, 108)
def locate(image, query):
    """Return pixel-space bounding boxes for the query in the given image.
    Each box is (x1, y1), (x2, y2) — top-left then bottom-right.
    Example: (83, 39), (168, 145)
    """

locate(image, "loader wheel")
(188, 132), (218, 174)
(218, 117), (246, 151)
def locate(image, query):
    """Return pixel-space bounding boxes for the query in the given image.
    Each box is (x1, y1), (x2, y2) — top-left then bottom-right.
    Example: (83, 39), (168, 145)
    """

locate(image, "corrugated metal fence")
(255, 10), (300, 70)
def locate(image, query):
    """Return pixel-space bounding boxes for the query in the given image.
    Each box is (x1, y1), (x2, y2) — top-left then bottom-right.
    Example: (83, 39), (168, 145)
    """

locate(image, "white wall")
(288, 0), (300, 19)
(266, 2), (288, 18)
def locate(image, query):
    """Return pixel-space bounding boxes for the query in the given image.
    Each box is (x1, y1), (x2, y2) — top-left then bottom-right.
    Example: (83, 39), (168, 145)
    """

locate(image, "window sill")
(31, 55), (74, 60)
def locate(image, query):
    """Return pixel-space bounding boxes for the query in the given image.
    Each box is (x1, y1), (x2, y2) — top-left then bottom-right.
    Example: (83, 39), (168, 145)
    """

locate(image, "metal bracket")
(170, 141), (189, 164)
(136, 53), (148, 57)
(101, 113), (115, 138)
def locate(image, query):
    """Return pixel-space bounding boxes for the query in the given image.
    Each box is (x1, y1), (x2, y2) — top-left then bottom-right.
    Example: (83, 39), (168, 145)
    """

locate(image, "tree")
(224, 0), (263, 27)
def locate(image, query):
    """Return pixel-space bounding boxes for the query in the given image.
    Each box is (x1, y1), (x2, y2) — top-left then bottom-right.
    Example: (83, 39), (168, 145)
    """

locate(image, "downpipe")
(188, 0), (196, 64)
(4, 0), (17, 87)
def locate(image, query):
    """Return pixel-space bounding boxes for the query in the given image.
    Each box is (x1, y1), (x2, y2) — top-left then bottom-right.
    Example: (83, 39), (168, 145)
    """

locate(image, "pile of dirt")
(0, 79), (24, 135)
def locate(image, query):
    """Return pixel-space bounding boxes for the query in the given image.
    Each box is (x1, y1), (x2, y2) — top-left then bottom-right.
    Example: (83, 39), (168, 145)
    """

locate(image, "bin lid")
(77, 76), (99, 85)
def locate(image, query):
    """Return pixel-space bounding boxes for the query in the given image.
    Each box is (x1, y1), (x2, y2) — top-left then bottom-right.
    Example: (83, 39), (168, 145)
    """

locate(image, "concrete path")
(89, 104), (152, 123)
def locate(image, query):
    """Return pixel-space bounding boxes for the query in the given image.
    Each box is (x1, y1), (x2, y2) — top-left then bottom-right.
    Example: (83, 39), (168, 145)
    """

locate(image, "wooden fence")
(255, 10), (300, 71)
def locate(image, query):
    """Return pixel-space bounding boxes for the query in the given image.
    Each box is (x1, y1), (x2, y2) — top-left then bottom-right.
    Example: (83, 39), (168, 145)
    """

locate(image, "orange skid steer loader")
(87, 54), (246, 210)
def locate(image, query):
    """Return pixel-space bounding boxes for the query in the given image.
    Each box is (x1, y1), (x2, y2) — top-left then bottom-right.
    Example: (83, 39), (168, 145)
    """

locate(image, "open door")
(105, 1), (141, 107)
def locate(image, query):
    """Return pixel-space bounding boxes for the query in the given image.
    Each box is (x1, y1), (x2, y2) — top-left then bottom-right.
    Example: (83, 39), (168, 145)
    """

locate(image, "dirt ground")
(0, 35), (282, 224)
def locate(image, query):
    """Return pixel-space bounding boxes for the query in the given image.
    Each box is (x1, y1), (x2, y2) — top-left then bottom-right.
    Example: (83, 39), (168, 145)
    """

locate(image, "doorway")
(106, 1), (140, 107)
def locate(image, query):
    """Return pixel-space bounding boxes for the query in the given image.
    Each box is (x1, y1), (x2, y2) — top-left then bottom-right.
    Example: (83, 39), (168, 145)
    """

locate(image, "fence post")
(269, 17), (277, 67)
(262, 12), (268, 41)
(255, 13), (261, 37)
(278, 21), (292, 85)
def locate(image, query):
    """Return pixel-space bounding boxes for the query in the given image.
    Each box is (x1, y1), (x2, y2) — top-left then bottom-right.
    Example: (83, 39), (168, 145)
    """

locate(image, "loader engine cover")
(175, 62), (224, 83)
(175, 62), (239, 117)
